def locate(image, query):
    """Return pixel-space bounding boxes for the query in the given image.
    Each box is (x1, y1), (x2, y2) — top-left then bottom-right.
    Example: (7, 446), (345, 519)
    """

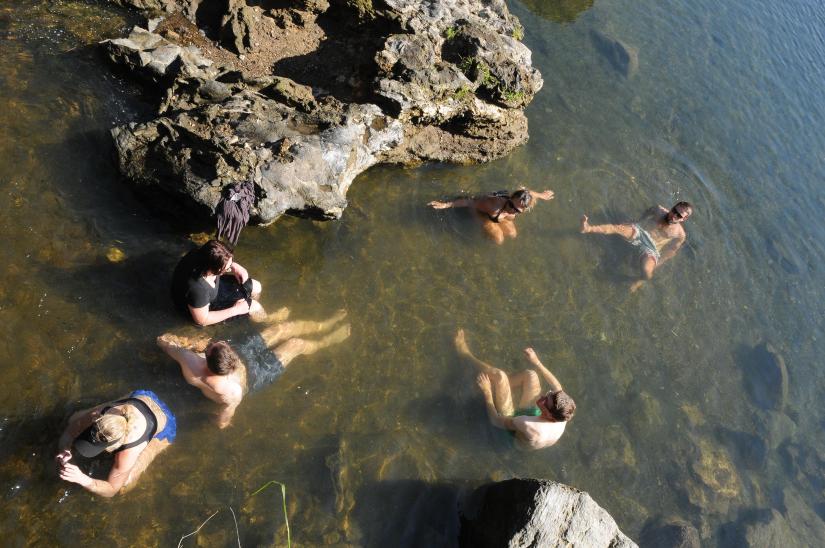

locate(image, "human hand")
(428, 200), (450, 210)
(476, 373), (492, 395)
(58, 463), (92, 487)
(231, 262), (249, 284)
(234, 299), (251, 314)
(580, 214), (591, 234)
(523, 347), (539, 363)
(55, 450), (72, 466)
(536, 189), (554, 200)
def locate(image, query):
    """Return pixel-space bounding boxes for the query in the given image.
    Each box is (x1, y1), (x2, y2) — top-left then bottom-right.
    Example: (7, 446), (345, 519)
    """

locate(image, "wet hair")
(206, 341), (242, 375)
(673, 201), (693, 217)
(545, 390), (576, 422)
(198, 240), (233, 276)
(510, 189), (533, 211)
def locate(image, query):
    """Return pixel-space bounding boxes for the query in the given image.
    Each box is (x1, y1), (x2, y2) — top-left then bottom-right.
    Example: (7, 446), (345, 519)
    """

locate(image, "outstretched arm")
(59, 447), (141, 498)
(428, 197), (475, 209)
(527, 189), (554, 201)
(157, 336), (210, 390)
(523, 348), (563, 392)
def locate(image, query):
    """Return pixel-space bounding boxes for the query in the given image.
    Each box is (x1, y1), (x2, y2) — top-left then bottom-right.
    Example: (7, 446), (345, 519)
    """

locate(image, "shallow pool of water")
(1, 0), (824, 545)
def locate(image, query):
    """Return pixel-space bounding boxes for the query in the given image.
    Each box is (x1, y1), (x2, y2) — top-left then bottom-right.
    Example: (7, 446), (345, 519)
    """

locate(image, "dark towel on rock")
(216, 179), (254, 245)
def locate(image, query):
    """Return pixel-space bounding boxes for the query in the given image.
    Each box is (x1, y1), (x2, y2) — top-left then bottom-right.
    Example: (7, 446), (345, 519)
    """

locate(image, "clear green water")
(1, 0), (824, 545)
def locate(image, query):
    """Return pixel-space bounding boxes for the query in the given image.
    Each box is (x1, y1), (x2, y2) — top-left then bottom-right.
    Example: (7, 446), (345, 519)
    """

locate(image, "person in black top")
(171, 240), (265, 325)
(428, 188), (555, 244)
(54, 390), (176, 497)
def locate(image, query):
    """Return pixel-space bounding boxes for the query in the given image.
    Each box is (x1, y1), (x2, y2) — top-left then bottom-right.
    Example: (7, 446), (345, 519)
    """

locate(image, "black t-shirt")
(171, 248), (218, 312)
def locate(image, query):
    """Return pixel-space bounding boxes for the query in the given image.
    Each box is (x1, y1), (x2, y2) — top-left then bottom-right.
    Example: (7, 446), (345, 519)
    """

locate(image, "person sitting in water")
(454, 329), (575, 450)
(580, 201), (693, 292)
(428, 188), (555, 244)
(54, 390), (176, 497)
(156, 308), (350, 428)
(171, 239), (265, 325)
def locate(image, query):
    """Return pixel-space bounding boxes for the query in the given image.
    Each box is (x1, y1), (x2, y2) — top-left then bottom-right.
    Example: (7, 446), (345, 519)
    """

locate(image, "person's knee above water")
(428, 188), (555, 244)
(454, 329), (575, 450)
(156, 309), (350, 428)
(170, 239), (264, 326)
(54, 390), (176, 497)
(580, 201), (693, 291)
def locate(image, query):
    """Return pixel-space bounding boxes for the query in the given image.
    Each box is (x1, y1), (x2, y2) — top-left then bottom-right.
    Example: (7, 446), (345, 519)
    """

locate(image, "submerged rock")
(639, 517), (700, 548)
(741, 342), (788, 412)
(460, 478), (637, 547)
(591, 30), (639, 78)
(101, 0), (542, 226)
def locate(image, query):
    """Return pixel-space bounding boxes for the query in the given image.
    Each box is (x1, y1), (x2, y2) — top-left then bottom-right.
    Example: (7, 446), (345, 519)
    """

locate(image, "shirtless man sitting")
(428, 188), (555, 244)
(157, 308), (350, 428)
(455, 329), (575, 450)
(580, 201), (693, 292)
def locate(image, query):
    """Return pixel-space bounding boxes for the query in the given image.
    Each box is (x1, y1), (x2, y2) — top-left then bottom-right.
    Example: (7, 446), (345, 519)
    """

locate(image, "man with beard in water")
(156, 308), (350, 428)
(580, 201), (693, 292)
(455, 329), (575, 450)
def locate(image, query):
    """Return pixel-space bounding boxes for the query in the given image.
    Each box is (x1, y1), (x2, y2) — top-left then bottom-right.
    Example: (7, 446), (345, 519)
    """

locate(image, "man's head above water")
(537, 390), (576, 422)
(666, 201), (693, 225)
(206, 341), (242, 375)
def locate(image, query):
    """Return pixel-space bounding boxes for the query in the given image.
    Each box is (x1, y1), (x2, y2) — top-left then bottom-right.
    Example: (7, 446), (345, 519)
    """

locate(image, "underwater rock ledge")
(102, 0), (543, 224)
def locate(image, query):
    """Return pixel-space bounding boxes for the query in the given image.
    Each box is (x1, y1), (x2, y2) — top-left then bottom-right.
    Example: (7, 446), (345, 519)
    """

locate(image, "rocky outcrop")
(459, 478), (637, 548)
(101, 0), (542, 225)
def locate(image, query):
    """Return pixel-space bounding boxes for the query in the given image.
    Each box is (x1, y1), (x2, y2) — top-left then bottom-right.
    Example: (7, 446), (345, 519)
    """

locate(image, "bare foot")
(331, 309), (348, 324)
(454, 328), (470, 355)
(580, 214), (591, 234)
(629, 280), (645, 293)
(323, 323), (351, 346)
(266, 306), (291, 323)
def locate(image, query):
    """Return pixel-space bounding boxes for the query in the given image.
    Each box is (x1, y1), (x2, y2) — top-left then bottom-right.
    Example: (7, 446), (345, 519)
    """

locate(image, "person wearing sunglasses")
(455, 329), (575, 450)
(171, 239), (265, 325)
(580, 201), (693, 292)
(54, 390), (175, 497)
(428, 188), (555, 244)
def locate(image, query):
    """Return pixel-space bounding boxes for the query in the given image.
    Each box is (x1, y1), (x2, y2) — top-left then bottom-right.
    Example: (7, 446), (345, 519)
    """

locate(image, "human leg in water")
(270, 321), (352, 367)
(258, 309), (347, 347)
(454, 328), (515, 415)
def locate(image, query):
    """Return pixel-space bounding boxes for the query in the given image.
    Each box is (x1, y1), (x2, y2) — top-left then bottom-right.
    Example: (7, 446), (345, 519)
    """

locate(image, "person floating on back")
(54, 390), (175, 497)
(157, 308), (351, 428)
(171, 239), (265, 325)
(455, 329), (575, 450)
(428, 188), (555, 244)
(580, 202), (693, 292)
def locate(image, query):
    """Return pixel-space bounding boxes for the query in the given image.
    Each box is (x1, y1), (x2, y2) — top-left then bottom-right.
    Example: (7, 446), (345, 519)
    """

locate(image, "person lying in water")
(428, 188), (555, 244)
(54, 390), (175, 497)
(455, 329), (575, 450)
(580, 201), (693, 292)
(157, 308), (350, 428)
(171, 239), (265, 326)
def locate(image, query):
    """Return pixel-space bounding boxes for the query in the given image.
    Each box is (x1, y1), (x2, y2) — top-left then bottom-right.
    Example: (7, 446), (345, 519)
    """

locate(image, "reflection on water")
(1, 0), (825, 545)
(519, 0), (595, 24)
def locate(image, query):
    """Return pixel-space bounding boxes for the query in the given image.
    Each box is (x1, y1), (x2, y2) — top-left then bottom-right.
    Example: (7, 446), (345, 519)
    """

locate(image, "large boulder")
(459, 478), (637, 547)
(102, 0), (542, 226)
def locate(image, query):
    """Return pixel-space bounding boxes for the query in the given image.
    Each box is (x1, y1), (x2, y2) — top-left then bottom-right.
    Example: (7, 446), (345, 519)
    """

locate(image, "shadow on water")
(352, 479), (463, 547)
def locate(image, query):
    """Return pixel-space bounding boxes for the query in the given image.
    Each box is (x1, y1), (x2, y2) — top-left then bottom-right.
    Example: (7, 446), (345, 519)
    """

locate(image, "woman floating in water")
(157, 308), (351, 428)
(54, 390), (175, 497)
(428, 188), (555, 244)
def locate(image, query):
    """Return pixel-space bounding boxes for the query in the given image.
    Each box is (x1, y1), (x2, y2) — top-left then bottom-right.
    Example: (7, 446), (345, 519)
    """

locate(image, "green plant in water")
(248, 480), (291, 548)
(445, 26), (458, 40)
